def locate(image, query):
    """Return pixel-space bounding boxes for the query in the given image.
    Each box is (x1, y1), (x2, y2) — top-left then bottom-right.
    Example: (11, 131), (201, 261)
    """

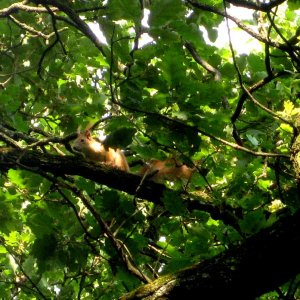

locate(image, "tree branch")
(0, 148), (242, 229)
(30, 0), (106, 57)
(55, 176), (152, 283)
(186, 0), (295, 52)
(242, 83), (296, 129)
(8, 15), (48, 39)
(0, 238), (48, 299)
(116, 102), (290, 158)
(184, 41), (221, 81)
(231, 71), (290, 124)
(122, 208), (300, 299)
(225, 0), (286, 12)
(0, 1), (58, 17)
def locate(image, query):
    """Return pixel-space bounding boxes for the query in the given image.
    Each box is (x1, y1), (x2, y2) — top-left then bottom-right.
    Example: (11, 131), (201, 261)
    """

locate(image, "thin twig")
(186, 0), (285, 50)
(0, 239), (48, 300)
(0, 1), (58, 16)
(184, 41), (221, 81)
(39, 0), (107, 57)
(8, 15), (48, 39)
(0, 131), (23, 148)
(113, 98), (290, 158)
(57, 178), (151, 283)
(45, 4), (67, 55)
(242, 83), (296, 129)
(231, 71), (289, 123)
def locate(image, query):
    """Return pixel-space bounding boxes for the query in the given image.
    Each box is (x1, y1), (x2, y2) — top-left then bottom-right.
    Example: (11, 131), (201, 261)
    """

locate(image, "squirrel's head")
(72, 125), (105, 159)
(73, 127), (93, 151)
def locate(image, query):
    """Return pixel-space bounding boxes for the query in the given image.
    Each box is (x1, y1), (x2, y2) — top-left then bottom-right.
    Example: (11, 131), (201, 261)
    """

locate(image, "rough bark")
(0, 148), (241, 228)
(0, 147), (164, 200)
(121, 209), (300, 299)
(291, 134), (300, 182)
(3, 148), (299, 299)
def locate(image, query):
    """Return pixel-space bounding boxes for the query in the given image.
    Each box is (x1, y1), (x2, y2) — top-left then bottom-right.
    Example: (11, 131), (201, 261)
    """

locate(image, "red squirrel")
(72, 126), (130, 172)
(140, 158), (194, 183)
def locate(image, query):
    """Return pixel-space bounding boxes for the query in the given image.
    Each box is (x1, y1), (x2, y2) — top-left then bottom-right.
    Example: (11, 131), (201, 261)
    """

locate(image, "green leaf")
(108, 0), (141, 23)
(0, 0), (299, 298)
(239, 210), (267, 234)
(162, 190), (186, 215)
(149, 0), (186, 27)
(0, 200), (15, 234)
(95, 190), (121, 218)
(31, 234), (57, 263)
(104, 127), (136, 148)
(75, 178), (95, 194)
(26, 210), (54, 238)
(246, 134), (259, 147)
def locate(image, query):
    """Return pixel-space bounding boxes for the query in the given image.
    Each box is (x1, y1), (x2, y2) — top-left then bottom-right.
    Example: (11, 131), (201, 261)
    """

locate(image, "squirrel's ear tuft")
(82, 128), (92, 139)
(77, 126), (81, 135)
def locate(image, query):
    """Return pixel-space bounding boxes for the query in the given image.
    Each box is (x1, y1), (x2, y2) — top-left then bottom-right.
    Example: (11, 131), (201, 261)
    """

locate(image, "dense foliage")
(1, 0), (300, 299)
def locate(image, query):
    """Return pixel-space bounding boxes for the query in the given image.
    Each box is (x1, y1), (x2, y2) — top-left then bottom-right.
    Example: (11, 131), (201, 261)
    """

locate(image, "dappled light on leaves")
(1, 0), (300, 299)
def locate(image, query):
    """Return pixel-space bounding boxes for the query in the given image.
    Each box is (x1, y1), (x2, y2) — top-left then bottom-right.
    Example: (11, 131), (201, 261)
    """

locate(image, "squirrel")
(139, 158), (195, 183)
(72, 126), (130, 172)
(72, 125), (193, 180)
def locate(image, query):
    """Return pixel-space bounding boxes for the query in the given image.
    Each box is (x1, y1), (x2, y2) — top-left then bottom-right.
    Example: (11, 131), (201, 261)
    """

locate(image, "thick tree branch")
(0, 148), (164, 199)
(0, 148), (241, 229)
(30, 0), (106, 57)
(0, 132), (23, 148)
(186, 0), (297, 52)
(122, 208), (300, 299)
(225, 0), (286, 12)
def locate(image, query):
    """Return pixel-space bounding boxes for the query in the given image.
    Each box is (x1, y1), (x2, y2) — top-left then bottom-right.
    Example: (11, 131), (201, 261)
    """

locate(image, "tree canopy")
(1, 0), (300, 299)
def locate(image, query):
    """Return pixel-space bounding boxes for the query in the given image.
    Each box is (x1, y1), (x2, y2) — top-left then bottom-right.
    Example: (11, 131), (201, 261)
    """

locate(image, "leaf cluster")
(1, 0), (300, 299)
